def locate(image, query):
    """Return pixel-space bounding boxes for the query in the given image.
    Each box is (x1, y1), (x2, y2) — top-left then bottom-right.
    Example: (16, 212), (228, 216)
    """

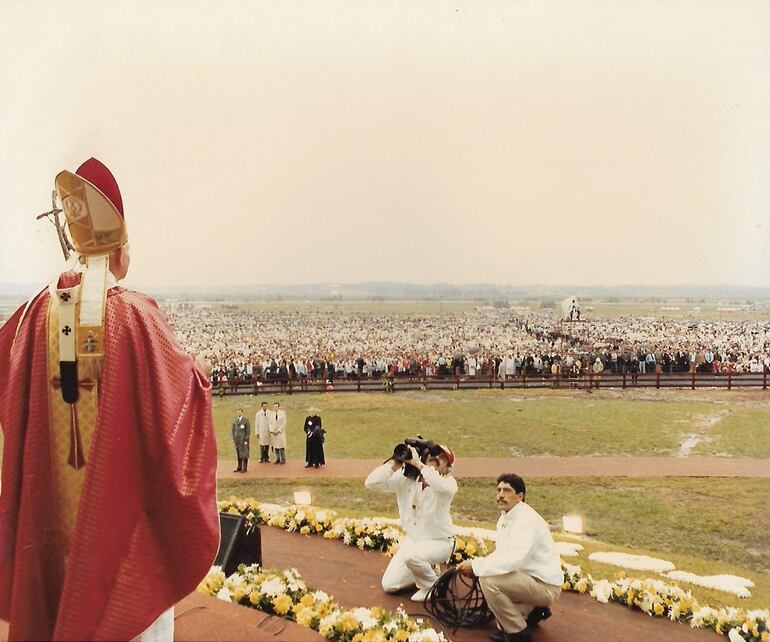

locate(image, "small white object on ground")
(588, 552), (675, 572)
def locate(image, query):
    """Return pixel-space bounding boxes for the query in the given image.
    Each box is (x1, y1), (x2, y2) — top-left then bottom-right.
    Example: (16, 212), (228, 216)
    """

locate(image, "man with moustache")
(456, 474), (562, 642)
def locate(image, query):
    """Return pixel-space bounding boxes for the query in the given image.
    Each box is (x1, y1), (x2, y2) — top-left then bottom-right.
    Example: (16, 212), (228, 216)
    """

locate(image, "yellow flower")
(272, 594), (294, 615)
(296, 607), (314, 628)
(248, 590), (262, 605)
(653, 603), (664, 616)
(352, 634), (365, 642)
(300, 525), (311, 535)
(575, 579), (588, 593)
(760, 632), (769, 642)
(337, 612), (360, 632)
(396, 630), (410, 642)
(562, 581), (570, 590)
(299, 593), (315, 608)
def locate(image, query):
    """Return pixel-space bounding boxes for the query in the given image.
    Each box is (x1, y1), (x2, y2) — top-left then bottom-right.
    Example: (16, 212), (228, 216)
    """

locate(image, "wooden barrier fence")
(213, 368), (768, 396)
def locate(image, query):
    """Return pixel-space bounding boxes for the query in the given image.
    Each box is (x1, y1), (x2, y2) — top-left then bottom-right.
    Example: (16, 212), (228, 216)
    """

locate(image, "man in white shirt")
(456, 474), (562, 642)
(365, 443), (457, 602)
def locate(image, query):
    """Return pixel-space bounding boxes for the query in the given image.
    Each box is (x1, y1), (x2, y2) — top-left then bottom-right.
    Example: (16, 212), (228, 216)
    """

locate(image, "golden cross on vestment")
(51, 376), (95, 470)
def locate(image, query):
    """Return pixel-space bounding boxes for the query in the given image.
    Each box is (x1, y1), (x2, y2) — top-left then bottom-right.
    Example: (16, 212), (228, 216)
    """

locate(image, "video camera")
(391, 436), (442, 479)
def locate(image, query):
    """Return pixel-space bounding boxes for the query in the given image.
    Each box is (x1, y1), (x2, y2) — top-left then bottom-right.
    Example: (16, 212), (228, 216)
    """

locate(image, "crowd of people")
(162, 303), (770, 384)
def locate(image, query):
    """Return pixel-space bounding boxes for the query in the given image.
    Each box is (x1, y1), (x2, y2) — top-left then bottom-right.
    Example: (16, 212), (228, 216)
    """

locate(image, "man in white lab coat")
(254, 401), (271, 463)
(269, 401), (287, 464)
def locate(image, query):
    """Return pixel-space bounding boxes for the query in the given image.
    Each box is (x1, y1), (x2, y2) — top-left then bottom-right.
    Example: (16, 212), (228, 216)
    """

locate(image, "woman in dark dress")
(304, 407), (325, 468)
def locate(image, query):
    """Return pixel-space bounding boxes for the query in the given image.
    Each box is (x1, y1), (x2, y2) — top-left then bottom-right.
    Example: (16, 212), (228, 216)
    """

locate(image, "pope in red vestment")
(0, 159), (219, 641)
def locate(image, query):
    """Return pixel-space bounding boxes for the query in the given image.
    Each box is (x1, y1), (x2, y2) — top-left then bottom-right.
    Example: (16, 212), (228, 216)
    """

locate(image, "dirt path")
(218, 456), (770, 479)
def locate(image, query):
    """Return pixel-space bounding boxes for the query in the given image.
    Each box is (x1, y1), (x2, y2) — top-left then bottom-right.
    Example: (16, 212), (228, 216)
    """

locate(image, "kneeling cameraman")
(364, 439), (457, 602)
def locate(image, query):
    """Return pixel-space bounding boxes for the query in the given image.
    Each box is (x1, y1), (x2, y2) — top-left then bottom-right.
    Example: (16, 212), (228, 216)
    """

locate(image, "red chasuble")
(0, 274), (219, 641)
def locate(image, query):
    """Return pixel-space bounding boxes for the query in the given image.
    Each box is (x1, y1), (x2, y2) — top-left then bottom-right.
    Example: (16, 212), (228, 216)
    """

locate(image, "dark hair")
(497, 473), (526, 498)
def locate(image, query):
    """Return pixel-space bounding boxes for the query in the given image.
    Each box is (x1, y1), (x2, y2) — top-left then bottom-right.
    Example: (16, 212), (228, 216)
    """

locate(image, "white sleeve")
(365, 464), (402, 492)
(420, 466), (457, 497)
(472, 517), (539, 577)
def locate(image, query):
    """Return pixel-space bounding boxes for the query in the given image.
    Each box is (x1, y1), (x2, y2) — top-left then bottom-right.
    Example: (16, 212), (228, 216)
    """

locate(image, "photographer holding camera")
(364, 438), (457, 602)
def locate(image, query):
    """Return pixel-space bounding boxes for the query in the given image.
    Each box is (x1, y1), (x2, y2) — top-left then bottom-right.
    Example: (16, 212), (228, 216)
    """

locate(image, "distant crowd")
(162, 303), (770, 384)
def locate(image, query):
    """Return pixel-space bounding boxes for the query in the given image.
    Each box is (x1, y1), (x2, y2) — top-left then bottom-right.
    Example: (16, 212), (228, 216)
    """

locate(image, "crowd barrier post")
(621, 367), (626, 390)
(763, 368), (767, 390)
(357, 373), (362, 392)
(655, 366), (661, 390)
(727, 364), (732, 390)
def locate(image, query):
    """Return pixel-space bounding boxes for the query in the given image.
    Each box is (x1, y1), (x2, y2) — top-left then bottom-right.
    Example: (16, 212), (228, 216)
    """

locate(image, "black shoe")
(526, 607), (552, 627)
(490, 627), (532, 642)
(274, 460), (281, 464)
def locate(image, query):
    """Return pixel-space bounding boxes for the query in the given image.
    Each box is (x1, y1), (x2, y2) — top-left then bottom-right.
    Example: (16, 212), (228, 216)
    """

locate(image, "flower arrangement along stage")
(562, 564), (769, 642)
(218, 497), (769, 642)
(197, 564), (447, 642)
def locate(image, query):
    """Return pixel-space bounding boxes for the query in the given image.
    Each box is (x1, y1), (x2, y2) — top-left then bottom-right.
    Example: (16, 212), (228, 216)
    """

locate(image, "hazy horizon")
(1, 1), (768, 290)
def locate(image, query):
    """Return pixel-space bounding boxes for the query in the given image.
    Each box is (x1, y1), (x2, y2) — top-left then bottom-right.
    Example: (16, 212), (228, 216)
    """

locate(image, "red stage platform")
(0, 526), (721, 641)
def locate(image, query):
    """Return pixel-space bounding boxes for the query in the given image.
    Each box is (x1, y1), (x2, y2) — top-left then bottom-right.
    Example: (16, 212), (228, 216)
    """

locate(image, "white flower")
(316, 511), (327, 522)
(591, 579), (613, 604)
(296, 510), (306, 523)
(260, 577), (287, 597)
(312, 590), (330, 602)
(352, 607), (378, 629)
(215, 586), (232, 602)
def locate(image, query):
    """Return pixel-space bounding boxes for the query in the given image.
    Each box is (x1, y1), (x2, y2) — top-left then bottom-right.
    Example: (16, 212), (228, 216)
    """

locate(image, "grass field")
(213, 389), (770, 458)
(218, 476), (770, 610)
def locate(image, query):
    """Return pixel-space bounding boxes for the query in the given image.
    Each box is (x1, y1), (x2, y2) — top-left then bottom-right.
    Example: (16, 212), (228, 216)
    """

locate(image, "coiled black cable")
(424, 567), (494, 633)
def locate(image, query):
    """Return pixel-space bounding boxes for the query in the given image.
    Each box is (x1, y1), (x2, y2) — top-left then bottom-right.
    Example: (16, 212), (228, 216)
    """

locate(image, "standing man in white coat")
(365, 443), (457, 602)
(255, 401), (271, 463)
(269, 401), (287, 464)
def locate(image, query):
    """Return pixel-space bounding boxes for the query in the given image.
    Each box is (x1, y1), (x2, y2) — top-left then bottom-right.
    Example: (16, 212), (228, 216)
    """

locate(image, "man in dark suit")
(232, 408), (250, 473)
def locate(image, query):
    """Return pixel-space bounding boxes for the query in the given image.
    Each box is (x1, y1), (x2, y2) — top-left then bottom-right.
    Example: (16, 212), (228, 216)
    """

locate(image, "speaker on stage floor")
(215, 513), (262, 577)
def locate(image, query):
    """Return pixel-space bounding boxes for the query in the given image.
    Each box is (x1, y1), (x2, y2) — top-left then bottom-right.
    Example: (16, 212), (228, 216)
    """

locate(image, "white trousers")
(381, 537), (453, 592)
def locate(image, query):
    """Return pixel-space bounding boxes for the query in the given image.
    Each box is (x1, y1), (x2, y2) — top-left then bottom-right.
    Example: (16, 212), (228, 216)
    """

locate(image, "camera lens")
(393, 444), (411, 461)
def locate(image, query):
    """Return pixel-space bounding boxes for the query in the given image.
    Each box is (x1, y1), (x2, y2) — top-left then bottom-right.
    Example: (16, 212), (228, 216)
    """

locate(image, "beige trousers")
(479, 571), (561, 634)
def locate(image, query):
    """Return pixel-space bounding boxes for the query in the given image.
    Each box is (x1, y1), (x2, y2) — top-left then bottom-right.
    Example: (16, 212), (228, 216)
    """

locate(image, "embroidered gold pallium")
(47, 294), (100, 554)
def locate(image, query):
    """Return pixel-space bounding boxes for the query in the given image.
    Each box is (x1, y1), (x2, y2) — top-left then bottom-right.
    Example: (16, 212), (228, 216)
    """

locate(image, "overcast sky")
(1, 0), (768, 291)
